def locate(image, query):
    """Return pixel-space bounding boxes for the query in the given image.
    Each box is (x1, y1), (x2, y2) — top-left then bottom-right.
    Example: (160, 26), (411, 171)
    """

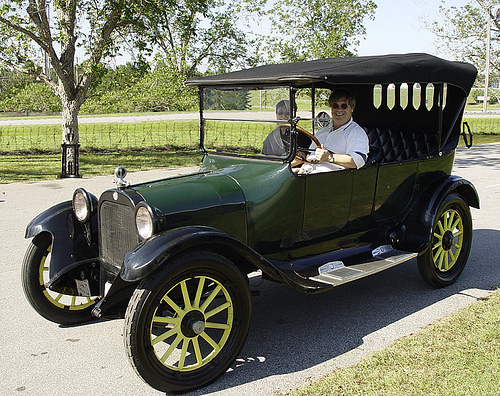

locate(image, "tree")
(131, 60), (197, 112)
(81, 62), (149, 113)
(130, 0), (260, 79)
(426, 0), (500, 78)
(0, 0), (135, 176)
(0, 81), (61, 113)
(265, 0), (377, 62)
(0, 67), (35, 98)
(203, 88), (250, 110)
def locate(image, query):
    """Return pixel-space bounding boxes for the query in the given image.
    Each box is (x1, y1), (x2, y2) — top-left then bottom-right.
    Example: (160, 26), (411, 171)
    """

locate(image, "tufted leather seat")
(363, 126), (439, 164)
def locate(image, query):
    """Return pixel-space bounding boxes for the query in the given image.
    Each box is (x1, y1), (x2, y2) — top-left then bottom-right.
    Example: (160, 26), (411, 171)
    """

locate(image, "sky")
(109, 0), (473, 66)
(356, 0), (471, 60)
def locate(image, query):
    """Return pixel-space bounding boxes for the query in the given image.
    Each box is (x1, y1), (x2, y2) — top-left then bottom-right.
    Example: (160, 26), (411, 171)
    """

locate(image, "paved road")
(0, 112), (200, 126)
(1, 144), (499, 395)
(0, 111), (284, 126)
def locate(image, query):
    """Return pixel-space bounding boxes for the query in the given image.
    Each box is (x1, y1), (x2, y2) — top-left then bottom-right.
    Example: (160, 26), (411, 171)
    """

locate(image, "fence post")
(58, 143), (81, 178)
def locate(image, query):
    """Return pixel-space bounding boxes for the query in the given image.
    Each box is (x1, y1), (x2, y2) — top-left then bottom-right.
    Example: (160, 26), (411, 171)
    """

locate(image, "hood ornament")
(113, 166), (130, 188)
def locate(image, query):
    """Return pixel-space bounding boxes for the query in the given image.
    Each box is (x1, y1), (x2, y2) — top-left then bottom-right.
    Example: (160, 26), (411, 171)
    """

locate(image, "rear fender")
(121, 226), (286, 283)
(25, 201), (99, 287)
(399, 175), (479, 252)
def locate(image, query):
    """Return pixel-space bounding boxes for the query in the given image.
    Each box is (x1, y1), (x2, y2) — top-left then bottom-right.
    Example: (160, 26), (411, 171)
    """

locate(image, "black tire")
(21, 232), (97, 325)
(124, 251), (251, 393)
(417, 194), (473, 288)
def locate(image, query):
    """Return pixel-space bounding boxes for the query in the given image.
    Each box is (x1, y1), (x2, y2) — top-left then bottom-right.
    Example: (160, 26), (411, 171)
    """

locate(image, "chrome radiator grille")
(100, 200), (140, 268)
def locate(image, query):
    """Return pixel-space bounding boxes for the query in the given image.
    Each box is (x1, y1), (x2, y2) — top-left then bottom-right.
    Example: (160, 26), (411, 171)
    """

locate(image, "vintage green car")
(22, 53), (479, 392)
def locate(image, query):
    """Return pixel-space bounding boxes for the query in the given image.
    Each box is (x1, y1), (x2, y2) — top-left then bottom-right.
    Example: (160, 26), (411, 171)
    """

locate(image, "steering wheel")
(295, 125), (320, 147)
(281, 123), (320, 164)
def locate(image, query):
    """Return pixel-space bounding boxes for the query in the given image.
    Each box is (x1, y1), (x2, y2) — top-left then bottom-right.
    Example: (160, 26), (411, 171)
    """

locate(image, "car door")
(301, 169), (354, 241)
(372, 162), (418, 222)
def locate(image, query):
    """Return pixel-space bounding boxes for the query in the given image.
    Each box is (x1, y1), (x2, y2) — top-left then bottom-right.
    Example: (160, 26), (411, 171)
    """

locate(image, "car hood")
(131, 170), (246, 217)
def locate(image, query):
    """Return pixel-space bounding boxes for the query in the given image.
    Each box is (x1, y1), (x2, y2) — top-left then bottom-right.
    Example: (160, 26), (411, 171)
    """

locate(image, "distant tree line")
(0, 60), (198, 114)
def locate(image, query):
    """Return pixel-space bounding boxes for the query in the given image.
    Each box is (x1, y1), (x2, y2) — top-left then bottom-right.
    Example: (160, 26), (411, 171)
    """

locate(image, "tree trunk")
(59, 95), (83, 178)
(62, 99), (80, 144)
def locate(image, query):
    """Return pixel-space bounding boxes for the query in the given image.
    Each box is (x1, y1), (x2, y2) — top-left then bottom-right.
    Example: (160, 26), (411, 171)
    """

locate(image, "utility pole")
(483, 6), (500, 113)
(44, 0), (50, 79)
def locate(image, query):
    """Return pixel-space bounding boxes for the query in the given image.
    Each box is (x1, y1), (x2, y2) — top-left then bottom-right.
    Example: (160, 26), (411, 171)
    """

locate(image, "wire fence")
(0, 120), (200, 153)
(0, 116), (499, 154)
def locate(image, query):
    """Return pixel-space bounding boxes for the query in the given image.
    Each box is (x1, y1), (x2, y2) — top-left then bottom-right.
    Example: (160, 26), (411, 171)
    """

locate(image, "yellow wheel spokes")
(431, 209), (464, 272)
(151, 275), (234, 372)
(192, 337), (203, 366)
(39, 244), (96, 310)
(159, 334), (183, 364)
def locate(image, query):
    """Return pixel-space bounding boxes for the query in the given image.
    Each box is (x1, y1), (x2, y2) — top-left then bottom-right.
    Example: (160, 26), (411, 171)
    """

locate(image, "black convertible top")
(186, 53), (477, 93)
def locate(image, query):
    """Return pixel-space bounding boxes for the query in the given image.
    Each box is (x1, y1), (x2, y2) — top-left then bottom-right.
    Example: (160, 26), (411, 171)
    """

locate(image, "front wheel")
(21, 232), (97, 325)
(124, 251), (251, 393)
(417, 194), (473, 288)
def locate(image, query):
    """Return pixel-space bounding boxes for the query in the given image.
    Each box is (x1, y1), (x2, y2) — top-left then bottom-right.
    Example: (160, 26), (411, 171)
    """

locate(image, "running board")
(309, 245), (418, 287)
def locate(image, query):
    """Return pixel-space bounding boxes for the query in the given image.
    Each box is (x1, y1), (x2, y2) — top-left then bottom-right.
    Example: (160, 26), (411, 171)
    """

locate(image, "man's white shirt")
(301, 118), (369, 173)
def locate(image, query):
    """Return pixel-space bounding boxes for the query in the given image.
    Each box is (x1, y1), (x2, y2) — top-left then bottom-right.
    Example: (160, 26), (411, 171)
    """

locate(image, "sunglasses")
(331, 103), (349, 109)
(277, 111), (289, 116)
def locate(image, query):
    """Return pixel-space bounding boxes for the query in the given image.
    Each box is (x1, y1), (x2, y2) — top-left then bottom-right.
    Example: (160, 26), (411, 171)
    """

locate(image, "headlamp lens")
(73, 189), (90, 222)
(136, 205), (154, 239)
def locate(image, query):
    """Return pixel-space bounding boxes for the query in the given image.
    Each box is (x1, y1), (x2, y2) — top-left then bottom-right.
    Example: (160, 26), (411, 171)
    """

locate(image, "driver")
(295, 88), (369, 174)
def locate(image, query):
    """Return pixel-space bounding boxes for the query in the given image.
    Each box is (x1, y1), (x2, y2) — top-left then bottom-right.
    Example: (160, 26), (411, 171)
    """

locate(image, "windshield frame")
(198, 83), (310, 162)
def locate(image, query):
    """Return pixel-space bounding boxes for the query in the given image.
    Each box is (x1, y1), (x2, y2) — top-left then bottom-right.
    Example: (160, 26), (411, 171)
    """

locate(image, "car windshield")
(201, 86), (331, 158)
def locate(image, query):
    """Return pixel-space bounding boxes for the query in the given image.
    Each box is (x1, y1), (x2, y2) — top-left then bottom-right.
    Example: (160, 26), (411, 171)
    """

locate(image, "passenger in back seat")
(294, 88), (369, 174)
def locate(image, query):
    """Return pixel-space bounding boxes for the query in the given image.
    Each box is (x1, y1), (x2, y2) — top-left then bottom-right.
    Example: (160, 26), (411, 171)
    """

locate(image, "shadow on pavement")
(189, 228), (500, 395)
(455, 143), (500, 170)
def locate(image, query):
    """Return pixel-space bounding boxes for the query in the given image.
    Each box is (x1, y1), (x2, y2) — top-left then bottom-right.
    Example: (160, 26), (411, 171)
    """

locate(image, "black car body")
(22, 54), (479, 392)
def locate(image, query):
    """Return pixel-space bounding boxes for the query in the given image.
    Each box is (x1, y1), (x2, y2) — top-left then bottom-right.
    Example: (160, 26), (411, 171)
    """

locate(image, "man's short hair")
(328, 88), (356, 109)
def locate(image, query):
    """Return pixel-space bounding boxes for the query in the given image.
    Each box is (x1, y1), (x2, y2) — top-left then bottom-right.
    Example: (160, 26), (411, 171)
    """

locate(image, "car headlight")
(72, 188), (97, 223)
(135, 202), (162, 239)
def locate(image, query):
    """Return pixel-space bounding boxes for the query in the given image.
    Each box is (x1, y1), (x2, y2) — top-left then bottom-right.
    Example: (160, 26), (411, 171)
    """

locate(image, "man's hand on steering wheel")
(315, 144), (330, 162)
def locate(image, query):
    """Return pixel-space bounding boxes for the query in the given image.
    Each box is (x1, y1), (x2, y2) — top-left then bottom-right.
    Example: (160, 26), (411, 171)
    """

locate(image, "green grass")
(0, 120), (201, 152)
(0, 110), (198, 121)
(468, 133), (500, 145)
(286, 288), (500, 396)
(0, 150), (203, 183)
(462, 116), (500, 135)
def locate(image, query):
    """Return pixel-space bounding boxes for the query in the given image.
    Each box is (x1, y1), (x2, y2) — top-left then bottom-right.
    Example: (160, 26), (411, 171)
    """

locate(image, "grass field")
(286, 288), (500, 396)
(0, 120), (201, 152)
(0, 149), (203, 183)
(1, 112), (499, 184)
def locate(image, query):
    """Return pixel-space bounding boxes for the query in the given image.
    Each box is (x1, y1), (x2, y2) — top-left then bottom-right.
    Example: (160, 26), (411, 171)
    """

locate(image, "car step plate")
(309, 246), (418, 287)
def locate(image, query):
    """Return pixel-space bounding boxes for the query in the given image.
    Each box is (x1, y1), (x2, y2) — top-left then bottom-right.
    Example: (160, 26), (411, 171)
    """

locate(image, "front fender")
(25, 201), (99, 280)
(401, 175), (479, 252)
(121, 226), (286, 283)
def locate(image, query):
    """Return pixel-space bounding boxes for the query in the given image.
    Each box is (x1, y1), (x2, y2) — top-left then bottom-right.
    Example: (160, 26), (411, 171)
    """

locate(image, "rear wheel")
(417, 194), (472, 287)
(124, 251), (251, 393)
(21, 232), (97, 325)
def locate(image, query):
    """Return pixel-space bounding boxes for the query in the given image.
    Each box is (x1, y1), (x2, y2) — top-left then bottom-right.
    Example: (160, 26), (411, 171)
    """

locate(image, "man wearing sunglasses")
(296, 88), (369, 174)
